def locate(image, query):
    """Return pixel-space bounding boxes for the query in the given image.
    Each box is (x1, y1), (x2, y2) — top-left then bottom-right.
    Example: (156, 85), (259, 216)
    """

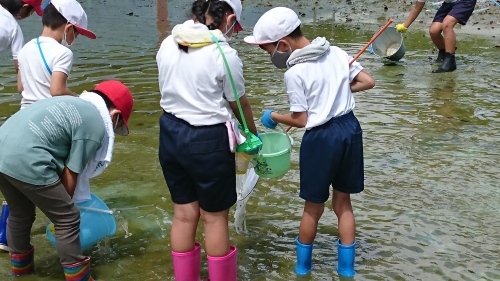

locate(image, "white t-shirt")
(18, 36), (73, 108)
(156, 26), (245, 126)
(284, 46), (363, 130)
(0, 6), (23, 60)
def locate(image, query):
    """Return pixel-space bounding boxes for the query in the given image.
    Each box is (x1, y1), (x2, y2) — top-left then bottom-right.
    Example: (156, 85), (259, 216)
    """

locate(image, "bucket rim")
(258, 132), (292, 157)
(371, 27), (405, 58)
(258, 148), (290, 158)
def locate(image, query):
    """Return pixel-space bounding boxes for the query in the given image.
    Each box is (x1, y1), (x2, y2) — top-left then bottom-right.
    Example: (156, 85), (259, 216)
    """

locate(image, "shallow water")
(0, 0), (499, 280)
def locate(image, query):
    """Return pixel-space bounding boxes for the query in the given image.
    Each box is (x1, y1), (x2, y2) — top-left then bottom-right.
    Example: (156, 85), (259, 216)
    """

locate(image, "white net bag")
(234, 167), (259, 235)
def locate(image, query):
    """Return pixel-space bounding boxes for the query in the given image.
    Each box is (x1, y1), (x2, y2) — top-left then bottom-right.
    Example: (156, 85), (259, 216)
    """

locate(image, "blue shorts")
(158, 112), (236, 212)
(299, 111), (364, 203)
(433, 0), (476, 25)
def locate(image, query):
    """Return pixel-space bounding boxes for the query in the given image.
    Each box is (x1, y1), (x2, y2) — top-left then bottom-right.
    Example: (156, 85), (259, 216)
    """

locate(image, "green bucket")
(253, 132), (293, 178)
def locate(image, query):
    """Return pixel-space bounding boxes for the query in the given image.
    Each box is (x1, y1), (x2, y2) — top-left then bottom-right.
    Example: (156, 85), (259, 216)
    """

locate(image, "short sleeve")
(11, 24), (24, 60)
(347, 54), (363, 83)
(284, 70), (308, 112)
(220, 46), (245, 102)
(66, 139), (103, 174)
(52, 49), (74, 76)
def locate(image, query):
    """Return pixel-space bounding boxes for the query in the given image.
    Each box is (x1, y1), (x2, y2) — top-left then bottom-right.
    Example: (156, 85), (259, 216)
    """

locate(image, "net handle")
(210, 32), (250, 134)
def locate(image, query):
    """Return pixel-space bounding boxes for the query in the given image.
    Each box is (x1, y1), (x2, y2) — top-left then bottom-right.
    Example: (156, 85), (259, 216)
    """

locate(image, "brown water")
(0, 0), (499, 280)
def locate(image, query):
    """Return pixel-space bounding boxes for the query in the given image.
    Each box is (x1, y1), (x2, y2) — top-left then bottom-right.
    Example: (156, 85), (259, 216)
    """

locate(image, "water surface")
(0, 0), (499, 280)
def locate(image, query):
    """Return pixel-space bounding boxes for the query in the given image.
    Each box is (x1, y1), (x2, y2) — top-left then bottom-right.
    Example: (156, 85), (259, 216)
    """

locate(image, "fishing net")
(234, 167), (259, 235)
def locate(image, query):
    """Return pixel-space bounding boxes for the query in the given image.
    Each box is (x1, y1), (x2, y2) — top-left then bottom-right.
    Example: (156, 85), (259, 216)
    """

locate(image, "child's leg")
(332, 190), (355, 245)
(443, 0), (476, 53)
(171, 203), (202, 281)
(24, 180), (85, 265)
(441, 16), (459, 53)
(296, 201), (324, 275)
(429, 3), (454, 50)
(332, 189), (357, 277)
(298, 201), (324, 244)
(171, 202), (201, 252)
(429, 22), (445, 50)
(0, 173), (35, 254)
(200, 209), (230, 257)
(202, 209), (237, 281)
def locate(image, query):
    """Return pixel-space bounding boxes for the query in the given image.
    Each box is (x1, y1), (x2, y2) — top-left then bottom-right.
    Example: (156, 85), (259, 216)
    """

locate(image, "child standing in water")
(395, 0), (477, 73)
(156, 0), (258, 280)
(0, 0), (43, 72)
(17, 0), (96, 109)
(245, 7), (375, 277)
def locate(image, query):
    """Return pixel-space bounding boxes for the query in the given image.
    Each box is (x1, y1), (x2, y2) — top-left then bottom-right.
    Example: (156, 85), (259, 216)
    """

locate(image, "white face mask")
(61, 25), (74, 48)
(223, 20), (236, 41)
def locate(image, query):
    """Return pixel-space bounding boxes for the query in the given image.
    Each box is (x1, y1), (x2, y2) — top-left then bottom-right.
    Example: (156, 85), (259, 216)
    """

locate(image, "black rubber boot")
(432, 53), (456, 73)
(435, 49), (446, 63)
(435, 47), (457, 63)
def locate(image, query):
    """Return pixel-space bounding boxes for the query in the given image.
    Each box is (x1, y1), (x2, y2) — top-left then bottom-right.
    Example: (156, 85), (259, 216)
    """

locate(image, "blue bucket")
(46, 193), (117, 251)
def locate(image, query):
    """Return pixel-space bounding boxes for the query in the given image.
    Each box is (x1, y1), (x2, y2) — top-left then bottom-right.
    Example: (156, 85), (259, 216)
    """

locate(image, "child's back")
(0, 5), (23, 56)
(18, 36), (73, 107)
(0, 0), (43, 71)
(17, 0), (96, 109)
(284, 44), (362, 129)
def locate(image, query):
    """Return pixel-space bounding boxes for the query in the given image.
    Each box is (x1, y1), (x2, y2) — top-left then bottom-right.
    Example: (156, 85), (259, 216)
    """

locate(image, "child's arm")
(17, 70), (23, 94)
(229, 95), (258, 135)
(397, 1), (426, 31)
(268, 111), (308, 128)
(50, 72), (74, 96)
(350, 70), (375, 93)
(60, 166), (78, 198)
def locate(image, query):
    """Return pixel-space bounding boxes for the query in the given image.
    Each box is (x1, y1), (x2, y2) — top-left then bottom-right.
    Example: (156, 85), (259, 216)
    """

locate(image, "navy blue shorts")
(433, 0), (476, 25)
(299, 111), (364, 203)
(158, 112), (236, 212)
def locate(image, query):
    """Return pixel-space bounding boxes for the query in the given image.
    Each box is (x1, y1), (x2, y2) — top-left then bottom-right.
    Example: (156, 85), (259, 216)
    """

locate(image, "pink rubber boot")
(172, 243), (201, 281)
(207, 246), (237, 281)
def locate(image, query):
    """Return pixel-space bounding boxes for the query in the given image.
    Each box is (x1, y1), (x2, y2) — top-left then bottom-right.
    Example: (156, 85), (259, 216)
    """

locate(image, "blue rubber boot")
(0, 201), (10, 251)
(295, 237), (313, 275)
(336, 239), (356, 278)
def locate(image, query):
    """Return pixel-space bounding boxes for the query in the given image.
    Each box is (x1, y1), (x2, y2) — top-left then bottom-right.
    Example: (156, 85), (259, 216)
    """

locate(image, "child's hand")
(261, 110), (277, 129)
(245, 133), (263, 155)
(396, 24), (408, 33)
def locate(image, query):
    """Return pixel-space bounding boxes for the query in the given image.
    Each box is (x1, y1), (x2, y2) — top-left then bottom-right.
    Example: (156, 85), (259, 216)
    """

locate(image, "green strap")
(209, 32), (250, 134)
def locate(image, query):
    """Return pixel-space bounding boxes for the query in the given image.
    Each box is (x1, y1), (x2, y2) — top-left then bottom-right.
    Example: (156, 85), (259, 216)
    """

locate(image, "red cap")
(94, 80), (134, 136)
(23, 0), (44, 16)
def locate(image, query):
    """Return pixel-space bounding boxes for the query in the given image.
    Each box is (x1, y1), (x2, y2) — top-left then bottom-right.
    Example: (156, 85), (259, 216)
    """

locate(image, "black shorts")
(433, 0), (477, 25)
(299, 111), (364, 203)
(158, 112), (236, 212)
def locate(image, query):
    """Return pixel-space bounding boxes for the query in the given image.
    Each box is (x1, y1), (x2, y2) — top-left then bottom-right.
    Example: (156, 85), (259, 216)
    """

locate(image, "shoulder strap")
(209, 32), (248, 132)
(36, 37), (52, 75)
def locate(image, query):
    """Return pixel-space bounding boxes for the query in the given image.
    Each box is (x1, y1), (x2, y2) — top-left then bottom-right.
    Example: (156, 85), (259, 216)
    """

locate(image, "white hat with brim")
(244, 7), (301, 45)
(50, 0), (97, 39)
(222, 0), (243, 32)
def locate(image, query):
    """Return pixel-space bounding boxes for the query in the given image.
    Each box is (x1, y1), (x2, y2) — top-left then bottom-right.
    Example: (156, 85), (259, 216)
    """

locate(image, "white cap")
(222, 0), (243, 32)
(244, 7), (301, 45)
(50, 0), (96, 39)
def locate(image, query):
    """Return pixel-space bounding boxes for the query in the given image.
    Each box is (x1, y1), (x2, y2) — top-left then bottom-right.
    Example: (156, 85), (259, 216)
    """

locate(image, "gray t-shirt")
(0, 96), (105, 185)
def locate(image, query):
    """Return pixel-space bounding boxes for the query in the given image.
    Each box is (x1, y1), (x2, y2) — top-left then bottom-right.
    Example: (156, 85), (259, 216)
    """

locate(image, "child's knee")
(332, 194), (353, 215)
(303, 201), (324, 220)
(441, 21), (455, 32)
